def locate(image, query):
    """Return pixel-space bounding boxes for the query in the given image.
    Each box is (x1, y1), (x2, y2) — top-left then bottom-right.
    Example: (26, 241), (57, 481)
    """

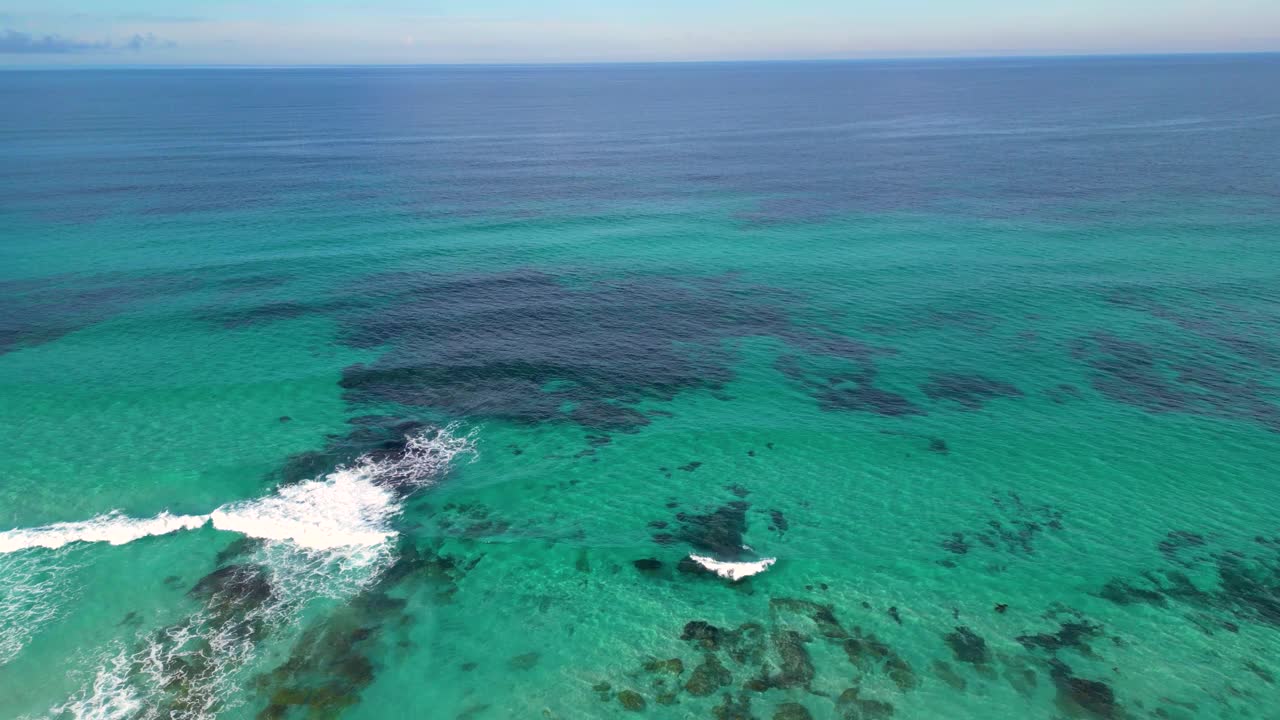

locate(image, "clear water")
(2, 56), (1280, 720)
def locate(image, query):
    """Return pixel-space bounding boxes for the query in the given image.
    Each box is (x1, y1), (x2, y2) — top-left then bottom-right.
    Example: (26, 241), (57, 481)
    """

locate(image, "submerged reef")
(920, 372), (1023, 410)
(338, 270), (807, 431)
(0, 271), (194, 355)
(1099, 532), (1280, 630)
(255, 543), (475, 719)
(611, 597), (919, 716)
(938, 491), (1065, 565)
(1071, 323), (1280, 434)
(337, 268), (895, 429)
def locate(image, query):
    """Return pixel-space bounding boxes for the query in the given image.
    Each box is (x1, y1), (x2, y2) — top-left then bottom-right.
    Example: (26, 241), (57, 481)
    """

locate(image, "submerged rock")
(682, 621), (723, 650)
(1017, 620), (1104, 655)
(1049, 660), (1120, 718)
(188, 563), (273, 622)
(770, 630), (815, 689)
(676, 501), (751, 559)
(686, 654), (732, 696)
(836, 687), (894, 720)
(509, 652), (540, 670)
(713, 692), (755, 720)
(642, 657), (684, 675)
(921, 372), (1022, 410)
(770, 597), (846, 639)
(944, 626), (990, 665)
(633, 558), (664, 573)
(773, 702), (813, 720)
(617, 690), (646, 711)
(722, 622), (767, 665)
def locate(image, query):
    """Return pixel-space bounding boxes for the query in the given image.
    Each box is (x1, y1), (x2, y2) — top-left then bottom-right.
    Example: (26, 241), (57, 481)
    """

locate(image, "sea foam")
(23, 425), (475, 719)
(0, 424), (476, 557)
(688, 554), (776, 581)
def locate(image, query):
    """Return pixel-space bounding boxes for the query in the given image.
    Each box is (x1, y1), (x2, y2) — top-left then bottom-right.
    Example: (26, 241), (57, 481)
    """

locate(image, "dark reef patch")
(1158, 530), (1208, 567)
(617, 689), (646, 711)
(214, 537), (264, 566)
(921, 372), (1023, 410)
(254, 542), (473, 718)
(1107, 286), (1280, 372)
(774, 344), (918, 417)
(614, 602), (921, 712)
(771, 597), (846, 639)
(189, 564), (274, 624)
(686, 654), (733, 696)
(821, 385), (924, 417)
(1048, 660), (1121, 719)
(1047, 383), (1083, 404)
(768, 509), (788, 534)
(127, 562), (281, 718)
(1070, 328), (1280, 433)
(201, 298), (363, 330)
(939, 492), (1064, 563)
(274, 415), (428, 486)
(336, 269), (888, 431)
(943, 627), (990, 666)
(836, 687), (895, 720)
(767, 629), (816, 689)
(712, 692), (754, 719)
(642, 657), (685, 675)
(508, 652), (540, 670)
(674, 501), (751, 560)
(0, 272), (192, 355)
(773, 702), (813, 720)
(634, 558), (664, 573)
(1016, 618), (1105, 656)
(768, 598), (917, 692)
(1097, 531), (1280, 631)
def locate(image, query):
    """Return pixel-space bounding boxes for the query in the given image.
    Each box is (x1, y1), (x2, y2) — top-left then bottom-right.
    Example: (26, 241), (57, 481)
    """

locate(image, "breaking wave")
(688, 554), (777, 581)
(8, 425), (476, 719)
(0, 425), (477, 557)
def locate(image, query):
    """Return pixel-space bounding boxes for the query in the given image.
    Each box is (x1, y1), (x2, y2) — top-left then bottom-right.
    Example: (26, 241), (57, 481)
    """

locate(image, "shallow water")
(2, 57), (1280, 720)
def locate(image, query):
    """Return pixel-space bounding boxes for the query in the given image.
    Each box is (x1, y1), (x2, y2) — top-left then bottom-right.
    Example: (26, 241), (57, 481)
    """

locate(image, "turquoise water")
(2, 58), (1280, 720)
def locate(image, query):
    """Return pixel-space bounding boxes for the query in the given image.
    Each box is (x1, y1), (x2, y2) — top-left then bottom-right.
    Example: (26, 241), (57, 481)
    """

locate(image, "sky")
(1, 0), (1278, 65)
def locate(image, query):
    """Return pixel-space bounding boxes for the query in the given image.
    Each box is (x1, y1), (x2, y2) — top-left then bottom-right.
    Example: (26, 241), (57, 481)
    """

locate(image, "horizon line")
(3, 49), (1278, 71)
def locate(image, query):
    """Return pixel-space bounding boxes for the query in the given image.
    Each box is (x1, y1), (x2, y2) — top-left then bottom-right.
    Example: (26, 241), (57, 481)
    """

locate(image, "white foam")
(0, 424), (476, 557)
(0, 549), (79, 665)
(48, 649), (144, 720)
(688, 554), (776, 581)
(15, 426), (476, 719)
(0, 512), (209, 554)
(209, 468), (397, 551)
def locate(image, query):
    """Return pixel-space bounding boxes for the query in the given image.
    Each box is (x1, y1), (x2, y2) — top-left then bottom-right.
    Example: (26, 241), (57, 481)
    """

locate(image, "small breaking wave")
(688, 554), (776, 581)
(0, 425), (476, 557)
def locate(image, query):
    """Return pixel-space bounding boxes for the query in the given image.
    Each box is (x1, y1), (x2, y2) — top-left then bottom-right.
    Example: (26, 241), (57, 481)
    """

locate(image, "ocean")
(1, 55), (1279, 719)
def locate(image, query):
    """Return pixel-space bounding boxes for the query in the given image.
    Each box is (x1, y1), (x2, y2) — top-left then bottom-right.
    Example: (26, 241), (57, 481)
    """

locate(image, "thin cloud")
(0, 29), (173, 54)
(122, 33), (174, 51)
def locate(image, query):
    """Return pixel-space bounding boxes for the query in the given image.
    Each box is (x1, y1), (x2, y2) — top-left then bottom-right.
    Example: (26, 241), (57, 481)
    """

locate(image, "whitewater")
(0, 424), (476, 711)
(0, 426), (476, 556)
